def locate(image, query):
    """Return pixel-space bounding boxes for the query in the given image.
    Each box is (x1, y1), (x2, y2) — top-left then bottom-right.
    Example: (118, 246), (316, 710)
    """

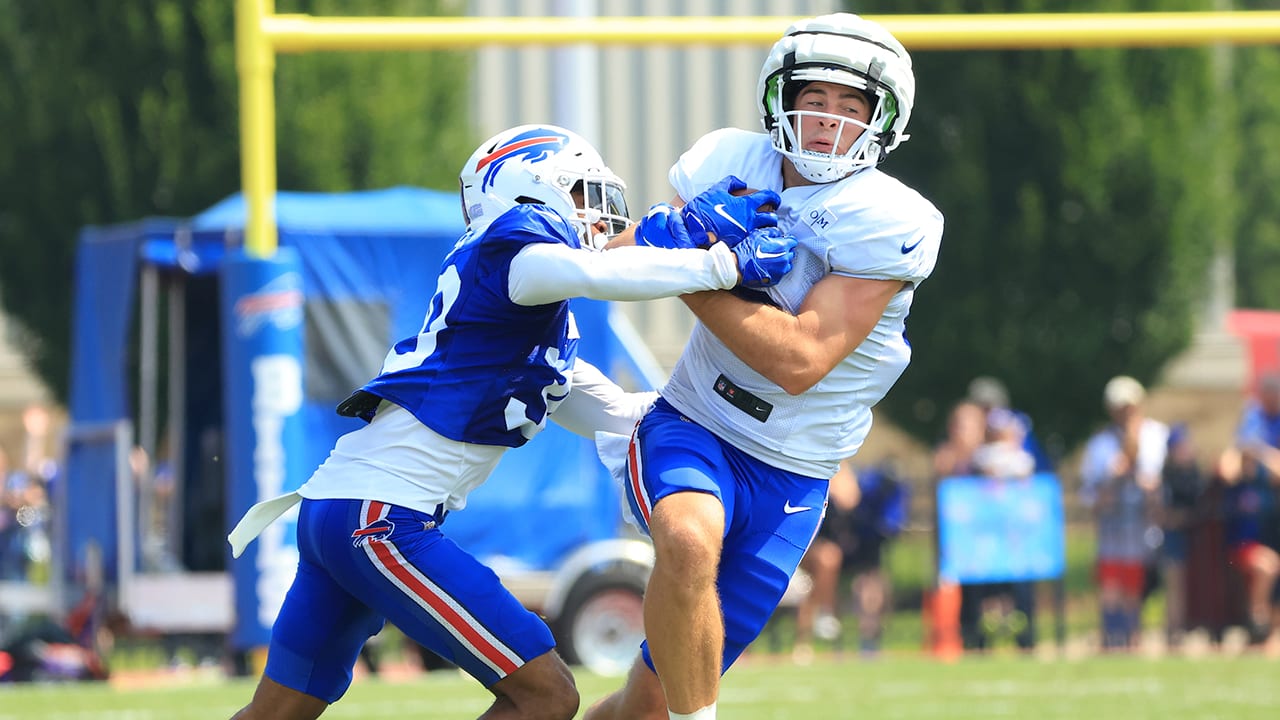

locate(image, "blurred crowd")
(790, 371), (1280, 660)
(0, 405), (56, 584)
(1069, 371), (1280, 653)
(6, 379), (1280, 665)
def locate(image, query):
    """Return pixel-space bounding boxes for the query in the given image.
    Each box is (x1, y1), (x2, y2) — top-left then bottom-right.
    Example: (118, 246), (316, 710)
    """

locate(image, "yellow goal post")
(235, 0), (1280, 258)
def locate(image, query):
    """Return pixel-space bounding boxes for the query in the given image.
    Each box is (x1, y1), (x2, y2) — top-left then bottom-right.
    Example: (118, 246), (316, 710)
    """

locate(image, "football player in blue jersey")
(225, 124), (794, 720)
(584, 14), (944, 720)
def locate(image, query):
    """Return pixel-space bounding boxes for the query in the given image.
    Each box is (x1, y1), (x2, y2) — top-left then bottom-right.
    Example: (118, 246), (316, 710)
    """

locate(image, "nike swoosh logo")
(783, 500), (812, 515)
(713, 204), (747, 233)
(755, 248), (788, 260)
(900, 237), (924, 254)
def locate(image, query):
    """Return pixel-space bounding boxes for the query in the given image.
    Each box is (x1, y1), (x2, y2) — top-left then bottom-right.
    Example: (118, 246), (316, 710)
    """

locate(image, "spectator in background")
(0, 447), (22, 581)
(793, 461), (908, 662)
(0, 409), (54, 585)
(967, 376), (1054, 473)
(963, 408), (1038, 651)
(1158, 424), (1204, 648)
(17, 406), (55, 583)
(1231, 372), (1280, 646)
(793, 463), (858, 665)
(929, 401), (986, 654)
(972, 408), (1036, 480)
(1080, 376), (1168, 650)
(934, 401), (986, 480)
(1219, 451), (1280, 645)
(1237, 372), (1280, 484)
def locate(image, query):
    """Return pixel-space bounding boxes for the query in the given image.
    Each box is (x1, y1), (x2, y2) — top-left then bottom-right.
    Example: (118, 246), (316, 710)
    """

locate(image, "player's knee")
(536, 680), (580, 720)
(651, 517), (721, 574)
(650, 495), (723, 570)
(502, 653), (579, 720)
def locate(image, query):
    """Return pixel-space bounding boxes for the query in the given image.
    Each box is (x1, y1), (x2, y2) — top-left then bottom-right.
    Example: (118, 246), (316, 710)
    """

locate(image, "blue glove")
(733, 227), (797, 288)
(681, 175), (781, 248)
(634, 203), (701, 250)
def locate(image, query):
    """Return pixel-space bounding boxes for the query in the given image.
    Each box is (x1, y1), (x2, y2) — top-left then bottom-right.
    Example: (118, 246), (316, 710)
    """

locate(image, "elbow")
(746, 346), (830, 395)
(778, 377), (816, 396)
(769, 367), (824, 396)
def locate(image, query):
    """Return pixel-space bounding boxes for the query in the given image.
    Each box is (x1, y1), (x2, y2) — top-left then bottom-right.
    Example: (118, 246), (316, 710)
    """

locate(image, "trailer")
(64, 187), (663, 674)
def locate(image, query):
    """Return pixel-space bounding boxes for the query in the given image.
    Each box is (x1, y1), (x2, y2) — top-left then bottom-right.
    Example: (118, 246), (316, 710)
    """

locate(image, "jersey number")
(380, 265), (462, 374)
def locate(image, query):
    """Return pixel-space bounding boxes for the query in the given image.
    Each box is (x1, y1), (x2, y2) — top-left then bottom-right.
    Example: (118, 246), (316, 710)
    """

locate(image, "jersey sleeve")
(550, 358), (658, 438)
(668, 129), (779, 204)
(825, 198), (944, 286)
(508, 242), (740, 306)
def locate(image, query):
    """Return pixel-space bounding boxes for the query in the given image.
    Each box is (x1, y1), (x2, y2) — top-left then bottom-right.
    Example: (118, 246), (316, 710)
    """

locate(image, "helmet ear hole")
(781, 79), (808, 114)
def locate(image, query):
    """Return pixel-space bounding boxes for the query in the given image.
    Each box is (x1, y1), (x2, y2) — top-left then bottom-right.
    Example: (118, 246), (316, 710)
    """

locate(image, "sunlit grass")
(2, 652), (1277, 720)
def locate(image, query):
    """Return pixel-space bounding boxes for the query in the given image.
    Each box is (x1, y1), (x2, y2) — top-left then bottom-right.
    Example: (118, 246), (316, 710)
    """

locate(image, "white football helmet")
(459, 124), (630, 249)
(757, 13), (915, 183)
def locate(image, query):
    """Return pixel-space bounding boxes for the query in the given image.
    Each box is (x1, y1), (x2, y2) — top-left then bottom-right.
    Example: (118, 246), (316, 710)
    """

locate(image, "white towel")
(227, 491), (303, 558)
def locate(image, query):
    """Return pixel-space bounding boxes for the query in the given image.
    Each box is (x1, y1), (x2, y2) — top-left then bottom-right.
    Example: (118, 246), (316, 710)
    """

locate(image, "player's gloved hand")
(634, 203), (701, 250)
(733, 227), (797, 288)
(681, 175), (781, 248)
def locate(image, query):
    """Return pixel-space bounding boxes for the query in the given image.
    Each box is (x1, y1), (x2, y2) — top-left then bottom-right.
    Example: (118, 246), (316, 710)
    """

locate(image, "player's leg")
(232, 500), (388, 719)
(646, 488), (725, 714)
(232, 677), (328, 720)
(581, 654), (667, 720)
(330, 499), (577, 720)
(614, 399), (729, 718)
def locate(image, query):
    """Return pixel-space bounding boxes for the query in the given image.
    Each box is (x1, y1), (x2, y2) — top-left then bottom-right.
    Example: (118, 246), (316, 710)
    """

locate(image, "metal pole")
(167, 258), (188, 565)
(137, 265), (158, 570)
(237, 0), (279, 257)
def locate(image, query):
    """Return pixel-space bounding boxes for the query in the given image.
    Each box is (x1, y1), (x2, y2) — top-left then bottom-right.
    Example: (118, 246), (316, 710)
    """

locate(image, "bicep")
(508, 243), (589, 305)
(796, 273), (905, 372)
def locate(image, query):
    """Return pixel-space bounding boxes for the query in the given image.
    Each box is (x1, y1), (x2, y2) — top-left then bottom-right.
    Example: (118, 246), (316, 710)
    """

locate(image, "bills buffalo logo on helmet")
(351, 518), (396, 548)
(475, 128), (570, 193)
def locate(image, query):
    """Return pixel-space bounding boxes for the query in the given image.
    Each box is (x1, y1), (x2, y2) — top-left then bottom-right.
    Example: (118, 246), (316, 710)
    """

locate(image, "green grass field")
(2, 653), (1277, 720)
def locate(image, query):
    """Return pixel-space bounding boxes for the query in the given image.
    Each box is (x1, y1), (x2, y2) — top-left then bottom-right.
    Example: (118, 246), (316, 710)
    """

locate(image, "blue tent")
(66, 188), (659, 638)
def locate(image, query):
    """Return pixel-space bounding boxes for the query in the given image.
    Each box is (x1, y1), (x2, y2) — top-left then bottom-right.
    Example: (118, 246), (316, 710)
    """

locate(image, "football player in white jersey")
(585, 14), (944, 720)
(226, 124), (793, 720)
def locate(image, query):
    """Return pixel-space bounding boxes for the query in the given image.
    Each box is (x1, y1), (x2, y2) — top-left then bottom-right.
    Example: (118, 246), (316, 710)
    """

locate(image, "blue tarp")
(68, 187), (634, 582)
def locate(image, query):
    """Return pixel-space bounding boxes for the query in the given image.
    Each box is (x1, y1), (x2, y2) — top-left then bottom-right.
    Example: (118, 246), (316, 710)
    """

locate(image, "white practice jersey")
(663, 128), (944, 478)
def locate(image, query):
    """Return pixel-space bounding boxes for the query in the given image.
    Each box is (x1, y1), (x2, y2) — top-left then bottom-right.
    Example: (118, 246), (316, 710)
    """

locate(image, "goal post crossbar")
(236, 1), (1280, 256)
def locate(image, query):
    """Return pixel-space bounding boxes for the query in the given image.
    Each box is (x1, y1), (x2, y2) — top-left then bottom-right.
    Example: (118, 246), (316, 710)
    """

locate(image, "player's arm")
(509, 211), (795, 305)
(508, 241), (742, 305)
(550, 358), (658, 438)
(681, 272), (905, 395)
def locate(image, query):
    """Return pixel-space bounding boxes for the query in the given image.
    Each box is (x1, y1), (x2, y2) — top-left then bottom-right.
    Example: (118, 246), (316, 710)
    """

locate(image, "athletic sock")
(670, 704), (717, 720)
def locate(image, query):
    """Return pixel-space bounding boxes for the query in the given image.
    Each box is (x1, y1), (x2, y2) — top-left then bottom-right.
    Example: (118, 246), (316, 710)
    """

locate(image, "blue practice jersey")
(360, 204), (584, 448)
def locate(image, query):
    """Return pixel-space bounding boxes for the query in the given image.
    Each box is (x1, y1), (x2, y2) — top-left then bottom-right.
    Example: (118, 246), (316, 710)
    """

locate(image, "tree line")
(0, 0), (1277, 454)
